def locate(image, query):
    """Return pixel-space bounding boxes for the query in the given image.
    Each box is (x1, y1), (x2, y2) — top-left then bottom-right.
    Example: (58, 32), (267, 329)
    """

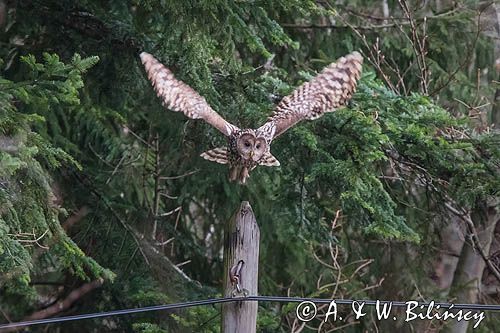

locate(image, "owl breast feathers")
(140, 51), (363, 184)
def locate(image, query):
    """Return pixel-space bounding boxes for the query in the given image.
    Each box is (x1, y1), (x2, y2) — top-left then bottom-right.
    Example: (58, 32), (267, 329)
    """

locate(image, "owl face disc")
(235, 131), (267, 162)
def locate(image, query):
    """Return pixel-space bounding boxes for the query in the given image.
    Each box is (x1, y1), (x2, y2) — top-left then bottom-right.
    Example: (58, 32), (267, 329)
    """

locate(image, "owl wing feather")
(259, 152), (280, 167)
(200, 147), (229, 164)
(259, 51), (363, 140)
(140, 52), (239, 137)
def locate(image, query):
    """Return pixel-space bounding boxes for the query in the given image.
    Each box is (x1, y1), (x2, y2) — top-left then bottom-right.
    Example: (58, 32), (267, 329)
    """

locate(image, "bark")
(62, 206), (90, 231)
(434, 217), (466, 292)
(222, 201), (259, 333)
(449, 200), (500, 333)
(489, 3), (500, 127)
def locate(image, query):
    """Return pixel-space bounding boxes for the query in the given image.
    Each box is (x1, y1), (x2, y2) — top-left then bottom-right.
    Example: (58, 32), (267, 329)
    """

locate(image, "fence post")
(222, 201), (260, 333)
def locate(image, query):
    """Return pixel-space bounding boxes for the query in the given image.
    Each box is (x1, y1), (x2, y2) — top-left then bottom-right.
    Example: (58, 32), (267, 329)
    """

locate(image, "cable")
(0, 298), (235, 330)
(2, 295), (500, 329)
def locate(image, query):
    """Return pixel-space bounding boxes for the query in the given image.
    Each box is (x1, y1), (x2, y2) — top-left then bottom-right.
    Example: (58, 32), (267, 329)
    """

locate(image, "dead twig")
(0, 279), (104, 333)
(8, 229), (49, 249)
(159, 169), (199, 180)
(398, 0), (429, 94)
(444, 201), (500, 284)
(152, 133), (161, 240)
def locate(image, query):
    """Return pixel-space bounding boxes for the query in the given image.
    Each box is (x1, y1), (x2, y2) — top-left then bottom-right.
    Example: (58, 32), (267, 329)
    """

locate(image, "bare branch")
(444, 201), (500, 283)
(0, 279), (104, 333)
(159, 206), (181, 217)
(152, 133), (161, 240)
(8, 229), (49, 249)
(62, 206), (90, 231)
(159, 169), (199, 180)
(398, 0), (429, 94)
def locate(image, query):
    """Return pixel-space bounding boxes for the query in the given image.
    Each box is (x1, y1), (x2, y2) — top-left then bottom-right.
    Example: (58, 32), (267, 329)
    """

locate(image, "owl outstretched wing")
(258, 51), (363, 140)
(140, 52), (239, 137)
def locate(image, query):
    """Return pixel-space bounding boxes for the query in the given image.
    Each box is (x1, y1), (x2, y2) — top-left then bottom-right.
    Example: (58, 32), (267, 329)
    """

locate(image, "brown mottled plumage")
(140, 51), (363, 184)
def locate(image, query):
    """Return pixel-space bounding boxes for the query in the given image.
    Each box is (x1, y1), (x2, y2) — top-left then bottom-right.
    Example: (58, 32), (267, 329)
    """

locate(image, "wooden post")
(222, 201), (260, 333)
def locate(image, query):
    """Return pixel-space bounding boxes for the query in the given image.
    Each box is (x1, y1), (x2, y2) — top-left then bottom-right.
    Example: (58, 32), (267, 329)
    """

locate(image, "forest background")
(0, 0), (499, 332)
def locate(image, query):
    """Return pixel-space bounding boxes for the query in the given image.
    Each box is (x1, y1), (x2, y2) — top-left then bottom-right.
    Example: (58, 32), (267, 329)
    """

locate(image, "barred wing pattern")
(140, 52), (239, 137)
(262, 51), (363, 139)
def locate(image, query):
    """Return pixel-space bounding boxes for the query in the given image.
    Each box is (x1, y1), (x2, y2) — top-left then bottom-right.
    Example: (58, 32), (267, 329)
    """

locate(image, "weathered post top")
(222, 201), (260, 333)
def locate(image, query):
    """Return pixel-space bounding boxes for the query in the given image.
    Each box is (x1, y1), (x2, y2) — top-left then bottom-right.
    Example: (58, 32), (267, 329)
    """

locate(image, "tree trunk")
(449, 201), (499, 333)
(490, 3), (500, 127)
(434, 217), (465, 293)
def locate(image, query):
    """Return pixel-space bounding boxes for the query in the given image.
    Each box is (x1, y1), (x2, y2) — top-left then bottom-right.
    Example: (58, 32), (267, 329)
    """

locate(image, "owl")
(140, 51), (363, 184)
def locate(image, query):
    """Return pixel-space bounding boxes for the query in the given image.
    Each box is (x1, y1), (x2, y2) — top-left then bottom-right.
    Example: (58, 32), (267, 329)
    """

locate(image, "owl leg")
(239, 166), (249, 185)
(229, 165), (239, 182)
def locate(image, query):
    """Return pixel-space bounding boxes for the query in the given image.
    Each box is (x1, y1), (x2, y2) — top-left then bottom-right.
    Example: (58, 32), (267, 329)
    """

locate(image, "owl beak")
(249, 151), (254, 159)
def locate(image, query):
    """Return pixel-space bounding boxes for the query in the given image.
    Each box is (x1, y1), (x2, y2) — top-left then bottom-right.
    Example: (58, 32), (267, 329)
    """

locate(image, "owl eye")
(256, 144), (261, 149)
(244, 141), (251, 148)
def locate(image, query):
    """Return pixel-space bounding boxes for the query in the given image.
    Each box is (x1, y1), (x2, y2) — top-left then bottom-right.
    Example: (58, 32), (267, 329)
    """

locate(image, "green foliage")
(0, 52), (112, 317)
(170, 306), (219, 333)
(132, 322), (168, 333)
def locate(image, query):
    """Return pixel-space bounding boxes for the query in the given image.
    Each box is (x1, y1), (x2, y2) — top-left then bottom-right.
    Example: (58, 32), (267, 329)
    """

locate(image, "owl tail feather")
(200, 147), (229, 165)
(259, 152), (280, 167)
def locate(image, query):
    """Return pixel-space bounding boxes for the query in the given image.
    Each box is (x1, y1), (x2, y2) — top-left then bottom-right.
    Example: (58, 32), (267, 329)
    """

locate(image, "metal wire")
(1, 295), (500, 329)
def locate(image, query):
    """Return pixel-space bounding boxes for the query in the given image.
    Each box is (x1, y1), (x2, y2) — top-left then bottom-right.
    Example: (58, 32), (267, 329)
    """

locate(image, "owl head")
(236, 130), (268, 162)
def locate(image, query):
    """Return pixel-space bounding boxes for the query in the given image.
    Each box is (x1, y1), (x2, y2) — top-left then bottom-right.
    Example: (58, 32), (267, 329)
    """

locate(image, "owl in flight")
(140, 51), (363, 184)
